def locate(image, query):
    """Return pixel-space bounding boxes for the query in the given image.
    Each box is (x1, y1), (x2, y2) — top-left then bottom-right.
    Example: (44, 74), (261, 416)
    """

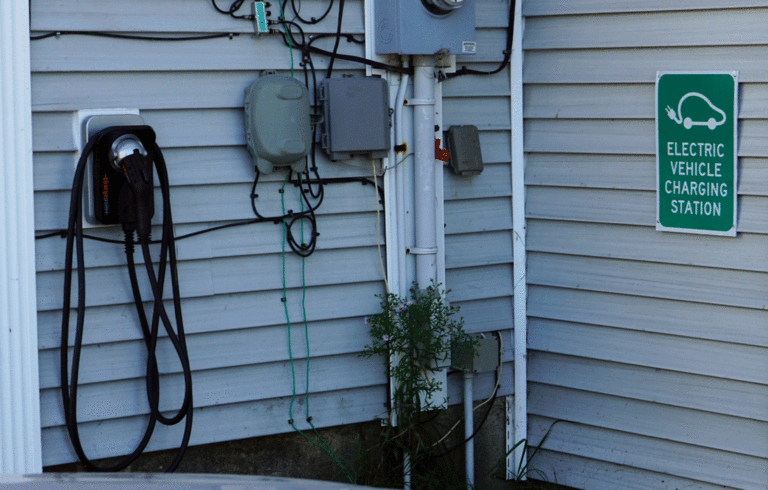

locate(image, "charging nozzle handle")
(121, 152), (155, 242)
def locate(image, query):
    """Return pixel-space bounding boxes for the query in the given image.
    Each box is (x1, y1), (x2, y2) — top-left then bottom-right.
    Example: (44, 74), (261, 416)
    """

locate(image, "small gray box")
(446, 124), (483, 176)
(452, 334), (499, 374)
(318, 77), (390, 161)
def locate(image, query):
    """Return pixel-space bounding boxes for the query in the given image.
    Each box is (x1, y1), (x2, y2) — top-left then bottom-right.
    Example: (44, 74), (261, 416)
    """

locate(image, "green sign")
(656, 72), (738, 236)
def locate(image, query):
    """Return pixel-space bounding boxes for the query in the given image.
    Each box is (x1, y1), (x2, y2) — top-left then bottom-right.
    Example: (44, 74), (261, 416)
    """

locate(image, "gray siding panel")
(442, 0), (514, 404)
(524, 3), (768, 489)
(31, 0), (513, 467)
(30, 0), (391, 466)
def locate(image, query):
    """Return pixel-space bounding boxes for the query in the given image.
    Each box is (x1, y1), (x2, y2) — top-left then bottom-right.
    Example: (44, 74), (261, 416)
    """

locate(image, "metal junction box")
(452, 334), (499, 374)
(446, 124), (483, 176)
(375, 0), (476, 55)
(318, 77), (391, 161)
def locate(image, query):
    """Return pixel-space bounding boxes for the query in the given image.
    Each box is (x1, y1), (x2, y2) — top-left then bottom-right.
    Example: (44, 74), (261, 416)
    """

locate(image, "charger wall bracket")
(73, 109), (145, 227)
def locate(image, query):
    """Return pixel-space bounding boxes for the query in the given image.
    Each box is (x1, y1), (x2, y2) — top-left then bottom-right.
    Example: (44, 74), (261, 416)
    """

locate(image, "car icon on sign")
(665, 92), (726, 130)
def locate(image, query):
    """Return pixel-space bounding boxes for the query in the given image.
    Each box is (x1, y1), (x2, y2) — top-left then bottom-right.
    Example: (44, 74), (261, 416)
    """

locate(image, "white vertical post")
(0, 0), (43, 475)
(509, 0), (527, 481)
(412, 55), (438, 289)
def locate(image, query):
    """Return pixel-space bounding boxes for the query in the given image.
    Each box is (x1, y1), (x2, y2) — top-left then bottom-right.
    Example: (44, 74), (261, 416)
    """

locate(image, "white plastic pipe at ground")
(411, 56), (437, 288)
(464, 371), (475, 488)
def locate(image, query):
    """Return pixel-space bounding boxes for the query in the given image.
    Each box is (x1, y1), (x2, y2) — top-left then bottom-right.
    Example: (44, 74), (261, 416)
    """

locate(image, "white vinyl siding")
(524, 3), (768, 489)
(30, 0), (513, 467)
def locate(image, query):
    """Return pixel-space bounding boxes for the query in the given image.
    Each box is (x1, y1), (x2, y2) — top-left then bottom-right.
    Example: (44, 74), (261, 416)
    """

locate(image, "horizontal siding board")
(31, 0), (364, 33)
(443, 97), (511, 130)
(529, 285), (768, 347)
(442, 69), (510, 97)
(42, 337), (378, 390)
(525, 153), (656, 190)
(31, 71), (310, 112)
(37, 247), (384, 311)
(37, 259), (215, 311)
(525, 119), (768, 157)
(452, 296), (513, 333)
(528, 220), (768, 272)
(39, 282), (384, 350)
(41, 385), (386, 466)
(525, 119), (656, 155)
(529, 351), (768, 423)
(527, 187), (653, 226)
(444, 230), (513, 268)
(524, 153), (768, 197)
(30, 35), (364, 73)
(444, 162), (512, 200)
(528, 188), (768, 232)
(454, 29), (511, 64)
(528, 416), (757, 490)
(530, 450), (740, 490)
(525, 83), (768, 120)
(529, 384), (768, 460)
(524, 9), (768, 50)
(33, 146), (381, 192)
(35, 179), (379, 230)
(444, 197), (512, 234)
(523, 47), (768, 84)
(445, 264), (513, 302)
(523, 1), (768, 16)
(529, 318), (768, 385)
(34, 109), (249, 152)
(41, 351), (383, 418)
(34, 213), (381, 271)
(528, 252), (768, 310)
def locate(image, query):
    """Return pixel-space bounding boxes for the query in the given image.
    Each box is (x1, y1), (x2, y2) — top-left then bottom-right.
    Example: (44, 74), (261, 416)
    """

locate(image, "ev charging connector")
(89, 125), (157, 239)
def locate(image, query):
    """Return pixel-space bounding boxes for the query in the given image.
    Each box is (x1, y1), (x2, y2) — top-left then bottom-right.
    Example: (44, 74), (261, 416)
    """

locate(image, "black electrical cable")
(61, 128), (192, 472)
(439, 0), (515, 81)
(211, 0), (253, 19)
(291, 0), (334, 25)
(30, 31), (239, 42)
(431, 389), (498, 459)
(36, 175), (382, 246)
(430, 332), (504, 459)
(273, 20), (412, 75)
(324, 0), (345, 78)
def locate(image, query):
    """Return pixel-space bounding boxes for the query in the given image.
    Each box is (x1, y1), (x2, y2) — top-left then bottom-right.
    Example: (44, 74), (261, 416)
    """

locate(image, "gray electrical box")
(445, 124), (483, 176)
(452, 334), (499, 374)
(318, 77), (391, 161)
(375, 0), (476, 55)
(244, 72), (311, 174)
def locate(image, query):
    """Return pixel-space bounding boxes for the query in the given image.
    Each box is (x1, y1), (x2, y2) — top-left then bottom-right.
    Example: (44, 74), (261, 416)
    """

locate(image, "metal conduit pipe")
(411, 55), (438, 288)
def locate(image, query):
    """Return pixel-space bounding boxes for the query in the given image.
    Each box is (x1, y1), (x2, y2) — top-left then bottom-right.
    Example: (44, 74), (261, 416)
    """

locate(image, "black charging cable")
(61, 127), (192, 472)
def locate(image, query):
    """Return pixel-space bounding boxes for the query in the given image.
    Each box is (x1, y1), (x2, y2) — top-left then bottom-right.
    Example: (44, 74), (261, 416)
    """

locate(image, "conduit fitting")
(408, 247), (438, 255)
(408, 98), (436, 106)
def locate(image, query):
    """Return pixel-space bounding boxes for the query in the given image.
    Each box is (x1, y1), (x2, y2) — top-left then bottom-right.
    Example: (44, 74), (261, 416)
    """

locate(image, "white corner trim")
(0, 0), (43, 474)
(510, 0), (527, 480)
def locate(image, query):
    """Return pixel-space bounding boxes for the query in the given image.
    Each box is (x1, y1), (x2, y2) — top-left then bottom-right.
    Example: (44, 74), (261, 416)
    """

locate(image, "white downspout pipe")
(510, 0), (527, 480)
(0, 0), (43, 474)
(463, 371), (475, 488)
(411, 55), (438, 288)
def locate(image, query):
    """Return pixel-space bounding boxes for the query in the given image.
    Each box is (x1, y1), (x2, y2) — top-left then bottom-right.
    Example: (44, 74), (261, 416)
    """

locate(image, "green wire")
(278, 0), (294, 75)
(280, 173), (353, 482)
(280, 176), (298, 420)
